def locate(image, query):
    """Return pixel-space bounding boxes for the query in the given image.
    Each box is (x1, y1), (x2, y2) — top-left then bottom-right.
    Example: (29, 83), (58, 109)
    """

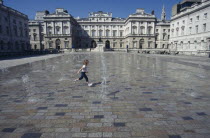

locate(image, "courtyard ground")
(0, 52), (210, 138)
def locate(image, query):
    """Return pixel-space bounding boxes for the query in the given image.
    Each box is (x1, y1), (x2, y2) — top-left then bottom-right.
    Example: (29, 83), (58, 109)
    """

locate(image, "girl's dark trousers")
(79, 72), (88, 82)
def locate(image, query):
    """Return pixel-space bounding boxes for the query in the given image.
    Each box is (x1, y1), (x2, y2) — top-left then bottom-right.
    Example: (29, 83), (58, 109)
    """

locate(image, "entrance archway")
(105, 40), (110, 49)
(139, 39), (144, 49)
(91, 40), (97, 48)
(56, 39), (61, 50)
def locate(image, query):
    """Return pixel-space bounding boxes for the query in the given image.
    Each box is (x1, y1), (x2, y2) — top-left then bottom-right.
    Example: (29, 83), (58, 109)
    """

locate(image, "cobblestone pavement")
(0, 53), (210, 138)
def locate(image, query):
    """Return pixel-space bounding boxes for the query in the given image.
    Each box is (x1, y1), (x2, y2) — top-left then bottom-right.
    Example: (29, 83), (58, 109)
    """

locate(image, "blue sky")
(4, 0), (181, 20)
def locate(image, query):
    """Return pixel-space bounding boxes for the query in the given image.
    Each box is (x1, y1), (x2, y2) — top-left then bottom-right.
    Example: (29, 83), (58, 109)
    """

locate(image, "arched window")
(34, 44), (37, 50)
(139, 39), (144, 49)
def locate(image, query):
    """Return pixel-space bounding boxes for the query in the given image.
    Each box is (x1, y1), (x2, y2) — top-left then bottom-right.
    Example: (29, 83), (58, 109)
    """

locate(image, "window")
(190, 18), (193, 23)
(120, 31), (123, 37)
(163, 34), (167, 40)
(148, 27), (153, 35)
(113, 42), (117, 47)
(99, 30), (103, 37)
(49, 42), (52, 48)
(181, 26), (185, 36)
(33, 33), (37, 41)
(0, 41), (3, 50)
(106, 30), (110, 37)
(203, 24), (206, 32)
(13, 19), (16, 24)
(25, 29), (28, 37)
(20, 27), (23, 37)
(204, 13), (207, 19)
(156, 29), (158, 32)
(55, 26), (60, 34)
(5, 17), (8, 22)
(163, 29), (166, 32)
(6, 26), (9, 35)
(34, 45), (37, 50)
(133, 41), (137, 48)
(14, 26), (17, 36)
(120, 43), (122, 48)
(132, 26), (137, 34)
(196, 25), (198, 33)
(189, 27), (192, 34)
(40, 34), (44, 41)
(182, 20), (185, 24)
(140, 26), (145, 34)
(92, 30), (96, 37)
(33, 29), (36, 32)
(196, 16), (199, 21)
(63, 26), (68, 34)
(47, 26), (52, 35)
(64, 41), (69, 48)
(113, 30), (117, 37)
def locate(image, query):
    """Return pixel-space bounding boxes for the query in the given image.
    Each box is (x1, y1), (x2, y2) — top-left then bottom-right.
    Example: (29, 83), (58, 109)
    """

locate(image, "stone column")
(53, 21), (55, 34)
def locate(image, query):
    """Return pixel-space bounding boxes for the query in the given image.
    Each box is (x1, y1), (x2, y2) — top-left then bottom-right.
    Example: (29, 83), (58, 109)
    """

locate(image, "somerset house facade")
(29, 7), (170, 51)
(170, 0), (210, 56)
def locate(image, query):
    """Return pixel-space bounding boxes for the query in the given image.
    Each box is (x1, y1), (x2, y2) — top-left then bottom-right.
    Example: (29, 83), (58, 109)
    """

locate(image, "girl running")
(74, 59), (92, 86)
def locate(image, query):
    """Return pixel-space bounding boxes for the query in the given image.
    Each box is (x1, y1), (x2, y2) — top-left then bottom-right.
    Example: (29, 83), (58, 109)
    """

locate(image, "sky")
(4, 0), (181, 20)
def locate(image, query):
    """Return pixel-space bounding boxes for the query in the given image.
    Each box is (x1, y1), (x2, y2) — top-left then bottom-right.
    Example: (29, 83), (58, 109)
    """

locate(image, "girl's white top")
(82, 65), (87, 72)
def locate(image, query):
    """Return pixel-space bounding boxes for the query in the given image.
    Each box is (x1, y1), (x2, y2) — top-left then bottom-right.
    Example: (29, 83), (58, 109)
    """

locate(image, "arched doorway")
(91, 40), (96, 48)
(56, 39), (61, 50)
(139, 39), (144, 49)
(105, 40), (110, 49)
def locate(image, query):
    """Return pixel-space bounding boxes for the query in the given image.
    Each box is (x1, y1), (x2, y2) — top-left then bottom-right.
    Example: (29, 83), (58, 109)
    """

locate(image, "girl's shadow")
(92, 81), (110, 87)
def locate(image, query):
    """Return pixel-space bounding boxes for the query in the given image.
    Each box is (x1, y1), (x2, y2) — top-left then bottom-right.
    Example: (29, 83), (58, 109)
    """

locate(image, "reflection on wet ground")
(0, 53), (210, 138)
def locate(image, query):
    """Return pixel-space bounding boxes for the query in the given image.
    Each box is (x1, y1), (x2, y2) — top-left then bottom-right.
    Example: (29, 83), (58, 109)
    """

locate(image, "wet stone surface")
(1, 53), (210, 137)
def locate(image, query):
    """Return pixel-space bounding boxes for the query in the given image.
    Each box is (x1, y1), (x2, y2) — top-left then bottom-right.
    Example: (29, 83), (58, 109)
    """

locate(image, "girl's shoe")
(88, 83), (93, 87)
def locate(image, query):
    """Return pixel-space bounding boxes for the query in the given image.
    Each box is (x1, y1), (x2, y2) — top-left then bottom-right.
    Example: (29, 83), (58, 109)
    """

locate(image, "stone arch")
(105, 40), (110, 49)
(91, 40), (96, 48)
(56, 39), (61, 50)
(139, 39), (144, 49)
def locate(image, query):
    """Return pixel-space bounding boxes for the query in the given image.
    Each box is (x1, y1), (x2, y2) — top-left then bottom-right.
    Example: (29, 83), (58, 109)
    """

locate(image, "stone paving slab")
(0, 53), (210, 138)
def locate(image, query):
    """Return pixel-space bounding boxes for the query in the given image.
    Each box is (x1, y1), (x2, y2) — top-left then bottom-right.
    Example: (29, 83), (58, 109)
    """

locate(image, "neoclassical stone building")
(0, 0), (30, 54)
(29, 7), (170, 51)
(169, 0), (210, 56)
